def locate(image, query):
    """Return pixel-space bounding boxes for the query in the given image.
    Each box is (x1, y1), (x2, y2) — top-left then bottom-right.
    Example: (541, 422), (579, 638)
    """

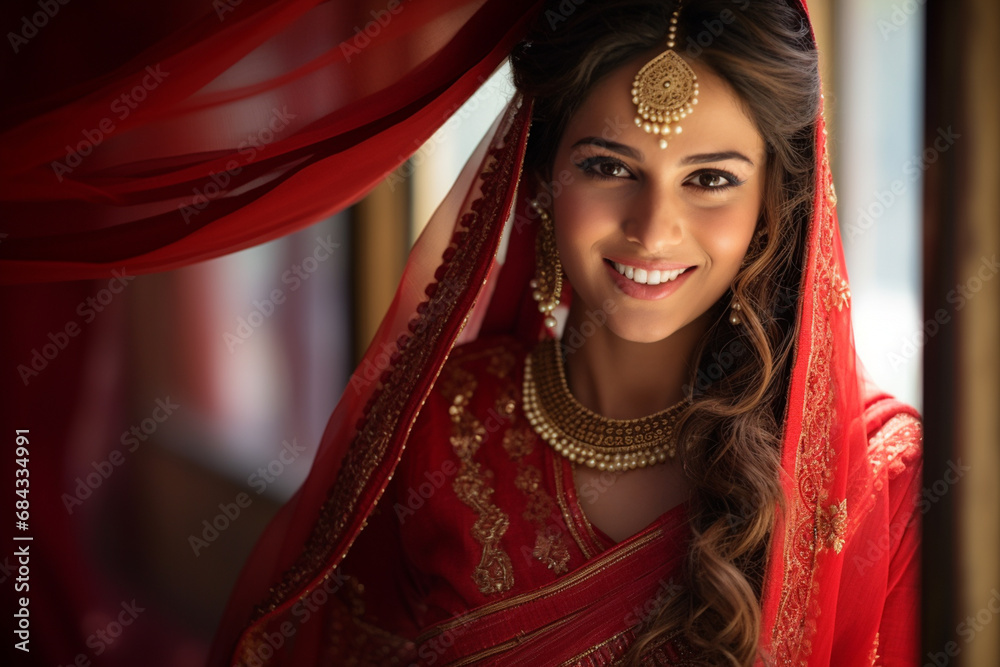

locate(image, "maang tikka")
(631, 1), (699, 150)
(529, 199), (562, 331)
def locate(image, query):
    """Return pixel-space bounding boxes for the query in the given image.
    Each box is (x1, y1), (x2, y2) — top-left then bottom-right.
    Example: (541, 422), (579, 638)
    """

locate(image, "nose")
(621, 186), (684, 252)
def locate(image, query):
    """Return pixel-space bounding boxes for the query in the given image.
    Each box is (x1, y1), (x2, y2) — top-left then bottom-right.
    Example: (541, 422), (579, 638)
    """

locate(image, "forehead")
(561, 50), (764, 161)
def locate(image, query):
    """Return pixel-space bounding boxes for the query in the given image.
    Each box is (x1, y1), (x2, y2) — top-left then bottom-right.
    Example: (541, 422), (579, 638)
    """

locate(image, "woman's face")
(548, 53), (766, 344)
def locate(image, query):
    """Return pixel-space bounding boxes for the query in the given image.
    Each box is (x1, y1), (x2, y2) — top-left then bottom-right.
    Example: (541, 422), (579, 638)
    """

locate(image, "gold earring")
(529, 199), (562, 331)
(729, 300), (742, 326)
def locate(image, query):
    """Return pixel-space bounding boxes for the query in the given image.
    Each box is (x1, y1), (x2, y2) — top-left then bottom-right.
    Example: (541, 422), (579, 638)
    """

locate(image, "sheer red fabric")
(207, 88), (922, 664)
(0, 0), (542, 284)
(0, 0), (922, 664)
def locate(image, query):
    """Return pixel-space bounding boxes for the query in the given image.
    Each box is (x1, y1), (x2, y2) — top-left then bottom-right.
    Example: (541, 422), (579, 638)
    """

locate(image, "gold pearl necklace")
(523, 338), (686, 471)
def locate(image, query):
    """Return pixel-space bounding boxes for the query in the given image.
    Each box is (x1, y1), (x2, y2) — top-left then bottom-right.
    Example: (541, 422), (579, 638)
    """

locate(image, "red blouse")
(392, 335), (690, 629)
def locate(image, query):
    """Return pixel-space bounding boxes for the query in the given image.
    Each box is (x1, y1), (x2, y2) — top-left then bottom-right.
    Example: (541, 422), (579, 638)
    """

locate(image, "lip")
(604, 260), (696, 301)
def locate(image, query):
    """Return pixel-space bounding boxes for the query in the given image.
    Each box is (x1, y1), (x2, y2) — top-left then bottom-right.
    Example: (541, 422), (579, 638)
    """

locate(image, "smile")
(610, 262), (689, 285)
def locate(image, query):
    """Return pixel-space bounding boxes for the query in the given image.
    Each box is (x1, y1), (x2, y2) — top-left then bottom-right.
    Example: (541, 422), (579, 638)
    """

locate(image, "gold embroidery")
(833, 275), (851, 311)
(502, 420), (533, 459)
(868, 631), (881, 666)
(515, 464), (571, 574)
(487, 348), (516, 379)
(551, 454), (600, 560)
(500, 385), (572, 574)
(817, 499), (847, 553)
(557, 630), (633, 666)
(869, 413), (922, 474)
(235, 100), (533, 660)
(771, 115), (842, 663)
(448, 366), (515, 595)
(417, 528), (664, 641)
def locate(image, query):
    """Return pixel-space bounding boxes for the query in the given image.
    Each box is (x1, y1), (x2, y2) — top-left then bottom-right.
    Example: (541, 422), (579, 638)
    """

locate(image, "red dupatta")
(0, 0), (920, 663)
(212, 92), (921, 667)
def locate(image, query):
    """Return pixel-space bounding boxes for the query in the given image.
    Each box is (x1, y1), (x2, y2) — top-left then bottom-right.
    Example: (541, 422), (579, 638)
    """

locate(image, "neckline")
(553, 447), (689, 550)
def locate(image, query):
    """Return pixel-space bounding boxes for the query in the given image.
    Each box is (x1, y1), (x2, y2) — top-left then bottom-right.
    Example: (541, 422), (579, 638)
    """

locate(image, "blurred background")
(1, 0), (996, 665)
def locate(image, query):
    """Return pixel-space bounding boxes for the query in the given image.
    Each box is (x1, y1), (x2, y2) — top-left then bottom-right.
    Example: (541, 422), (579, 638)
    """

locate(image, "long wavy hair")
(510, 1), (820, 664)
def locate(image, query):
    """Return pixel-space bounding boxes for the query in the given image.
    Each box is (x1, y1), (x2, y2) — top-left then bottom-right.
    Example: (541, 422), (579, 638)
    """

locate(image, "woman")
(211, 1), (922, 665)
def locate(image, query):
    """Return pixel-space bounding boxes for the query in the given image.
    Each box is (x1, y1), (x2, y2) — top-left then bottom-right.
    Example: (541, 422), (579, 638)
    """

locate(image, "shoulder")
(862, 397), (923, 532)
(864, 397), (922, 484)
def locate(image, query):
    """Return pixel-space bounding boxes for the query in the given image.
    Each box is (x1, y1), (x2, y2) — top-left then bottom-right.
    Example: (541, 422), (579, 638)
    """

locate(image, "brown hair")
(510, 1), (820, 664)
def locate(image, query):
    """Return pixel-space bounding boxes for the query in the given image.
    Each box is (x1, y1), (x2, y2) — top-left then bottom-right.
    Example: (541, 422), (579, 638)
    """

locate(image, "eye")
(575, 156), (635, 181)
(685, 169), (744, 192)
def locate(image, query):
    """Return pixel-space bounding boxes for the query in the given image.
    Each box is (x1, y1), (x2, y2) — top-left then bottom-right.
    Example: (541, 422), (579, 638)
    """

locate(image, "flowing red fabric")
(0, 0), (542, 284)
(207, 86), (922, 664)
(0, 0), (922, 664)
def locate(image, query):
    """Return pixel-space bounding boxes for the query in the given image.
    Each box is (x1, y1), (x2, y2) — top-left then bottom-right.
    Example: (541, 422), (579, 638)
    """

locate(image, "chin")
(604, 312), (681, 345)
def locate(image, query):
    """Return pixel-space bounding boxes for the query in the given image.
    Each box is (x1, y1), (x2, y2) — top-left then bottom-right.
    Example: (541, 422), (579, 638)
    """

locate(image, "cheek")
(696, 198), (761, 267)
(552, 185), (616, 256)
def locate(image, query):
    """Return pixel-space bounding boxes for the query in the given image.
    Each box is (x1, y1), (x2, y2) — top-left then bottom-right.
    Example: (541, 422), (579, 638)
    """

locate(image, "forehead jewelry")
(631, 2), (699, 150)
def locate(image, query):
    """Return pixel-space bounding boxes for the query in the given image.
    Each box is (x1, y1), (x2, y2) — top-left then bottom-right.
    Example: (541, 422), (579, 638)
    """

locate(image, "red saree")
(0, 0), (921, 664)
(205, 2), (922, 665)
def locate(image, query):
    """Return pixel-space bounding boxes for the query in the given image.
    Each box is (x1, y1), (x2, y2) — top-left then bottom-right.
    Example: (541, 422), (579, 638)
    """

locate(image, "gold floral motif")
(487, 348), (516, 379)
(502, 421), (534, 459)
(448, 368), (515, 596)
(832, 275), (851, 311)
(499, 375), (571, 575)
(816, 499), (847, 554)
(515, 464), (571, 574)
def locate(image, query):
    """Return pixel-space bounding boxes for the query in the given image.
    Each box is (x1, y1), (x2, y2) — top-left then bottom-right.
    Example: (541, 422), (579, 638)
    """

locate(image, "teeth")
(612, 261), (687, 285)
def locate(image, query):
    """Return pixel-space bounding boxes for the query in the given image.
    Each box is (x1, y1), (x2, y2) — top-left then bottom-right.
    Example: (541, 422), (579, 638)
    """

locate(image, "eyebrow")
(571, 137), (756, 167)
(680, 151), (756, 167)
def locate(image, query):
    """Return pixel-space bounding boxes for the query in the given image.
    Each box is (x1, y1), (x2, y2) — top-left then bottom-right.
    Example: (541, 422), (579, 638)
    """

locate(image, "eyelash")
(574, 155), (745, 192)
